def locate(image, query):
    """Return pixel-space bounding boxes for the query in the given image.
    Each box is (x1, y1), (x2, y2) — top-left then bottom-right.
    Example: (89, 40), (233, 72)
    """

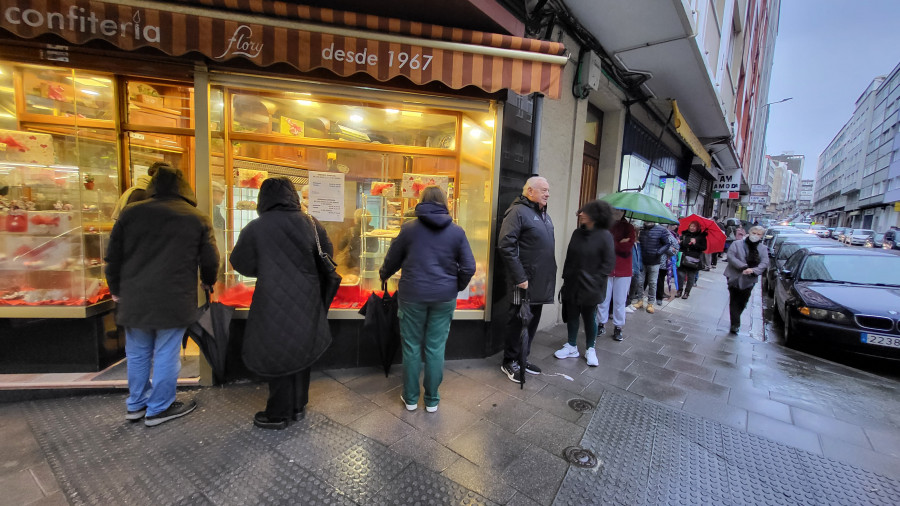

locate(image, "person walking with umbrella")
(676, 220), (708, 298)
(554, 200), (615, 366)
(497, 176), (556, 383)
(596, 208), (636, 341)
(380, 186), (475, 413)
(230, 177), (334, 430)
(723, 225), (769, 334)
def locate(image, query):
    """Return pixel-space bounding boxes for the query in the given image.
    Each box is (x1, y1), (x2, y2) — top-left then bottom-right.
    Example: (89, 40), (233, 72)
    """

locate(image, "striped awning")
(0, 0), (568, 98)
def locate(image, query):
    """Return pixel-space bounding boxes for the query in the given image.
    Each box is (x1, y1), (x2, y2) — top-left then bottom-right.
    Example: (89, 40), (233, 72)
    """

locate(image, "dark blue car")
(773, 246), (900, 359)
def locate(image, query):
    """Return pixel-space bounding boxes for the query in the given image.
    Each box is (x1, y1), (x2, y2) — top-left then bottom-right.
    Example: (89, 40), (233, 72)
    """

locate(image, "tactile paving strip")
(23, 385), (491, 505)
(553, 390), (900, 506)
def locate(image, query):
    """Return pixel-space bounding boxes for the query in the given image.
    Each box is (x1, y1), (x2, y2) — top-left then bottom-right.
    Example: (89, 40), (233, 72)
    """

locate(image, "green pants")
(398, 299), (456, 408)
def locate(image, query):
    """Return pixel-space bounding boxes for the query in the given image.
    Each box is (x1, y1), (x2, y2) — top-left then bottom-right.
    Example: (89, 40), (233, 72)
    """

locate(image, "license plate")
(861, 333), (900, 349)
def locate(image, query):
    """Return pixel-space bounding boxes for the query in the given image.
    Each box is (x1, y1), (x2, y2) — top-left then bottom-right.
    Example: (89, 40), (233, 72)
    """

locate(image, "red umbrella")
(678, 214), (726, 253)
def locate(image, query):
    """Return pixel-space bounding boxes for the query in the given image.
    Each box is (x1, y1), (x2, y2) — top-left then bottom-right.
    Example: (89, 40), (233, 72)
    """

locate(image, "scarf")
(746, 238), (761, 269)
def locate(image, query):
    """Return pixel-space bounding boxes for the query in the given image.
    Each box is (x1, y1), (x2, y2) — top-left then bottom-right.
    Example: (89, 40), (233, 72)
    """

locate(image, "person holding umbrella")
(597, 209), (636, 341)
(554, 200), (615, 366)
(230, 177), (334, 430)
(497, 176), (556, 383)
(676, 220), (708, 298)
(380, 186), (475, 412)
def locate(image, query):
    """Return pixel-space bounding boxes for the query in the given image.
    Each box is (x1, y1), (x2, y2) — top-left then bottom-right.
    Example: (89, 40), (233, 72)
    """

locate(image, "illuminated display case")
(0, 63), (120, 314)
(211, 81), (495, 315)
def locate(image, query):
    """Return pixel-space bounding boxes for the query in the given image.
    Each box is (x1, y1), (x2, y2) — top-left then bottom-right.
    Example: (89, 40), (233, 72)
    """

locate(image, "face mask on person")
(748, 234), (763, 243)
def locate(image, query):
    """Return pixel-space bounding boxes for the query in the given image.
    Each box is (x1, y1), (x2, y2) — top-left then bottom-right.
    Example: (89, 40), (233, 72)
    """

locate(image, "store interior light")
(384, 109), (399, 114)
(469, 128), (483, 139)
(81, 89), (100, 96)
(484, 119), (495, 128)
(401, 111), (423, 117)
(0, 112), (14, 119)
(67, 76), (110, 87)
(349, 114), (363, 123)
(295, 99), (316, 106)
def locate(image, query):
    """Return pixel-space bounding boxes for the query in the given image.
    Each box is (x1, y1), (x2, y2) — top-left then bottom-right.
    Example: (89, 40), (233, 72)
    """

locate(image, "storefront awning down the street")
(671, 100), (712, 169)
(0, 0), (568, 98)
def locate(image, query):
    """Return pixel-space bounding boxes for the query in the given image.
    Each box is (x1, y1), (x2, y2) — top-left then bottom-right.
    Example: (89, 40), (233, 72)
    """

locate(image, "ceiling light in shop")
(295, 99), (316, 106)
(384, 109), (399, 114)
(484, 119), (495, 128)
(0, 112), (14, 119)
(469, 128), (483, 139)
(481, 140), (492, 144)
(350, 114), (363, 123)
(66, 76), (110, 87)
(81, 89), (100, 96)
(401, 111), (422, 117)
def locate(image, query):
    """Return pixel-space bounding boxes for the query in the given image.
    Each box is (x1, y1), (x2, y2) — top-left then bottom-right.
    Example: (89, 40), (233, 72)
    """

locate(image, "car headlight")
(798, 307), (850, 324)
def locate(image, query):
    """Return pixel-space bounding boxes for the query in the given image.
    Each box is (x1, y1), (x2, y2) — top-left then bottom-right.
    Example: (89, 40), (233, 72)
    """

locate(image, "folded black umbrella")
(359, 283), (400, 377)
(184, 290), (235, 384)
(516, 290), (532, 389)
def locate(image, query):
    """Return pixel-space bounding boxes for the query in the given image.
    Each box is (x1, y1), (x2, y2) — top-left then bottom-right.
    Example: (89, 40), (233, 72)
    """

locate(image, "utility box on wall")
(586, 51), (604, 91)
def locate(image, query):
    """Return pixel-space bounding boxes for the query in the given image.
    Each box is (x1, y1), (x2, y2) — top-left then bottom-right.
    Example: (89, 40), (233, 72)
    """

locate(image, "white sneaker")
(585, 347), (599, 367)
(554, 343), (579, 359)
(625, 306), (635, 313)
(425, 405), (438, 413)
(400, 395), (416, 411)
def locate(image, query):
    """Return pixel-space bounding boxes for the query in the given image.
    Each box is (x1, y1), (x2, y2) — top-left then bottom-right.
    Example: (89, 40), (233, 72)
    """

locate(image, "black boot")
(254, 411), (288, 430)
(613, 326), (624, 341)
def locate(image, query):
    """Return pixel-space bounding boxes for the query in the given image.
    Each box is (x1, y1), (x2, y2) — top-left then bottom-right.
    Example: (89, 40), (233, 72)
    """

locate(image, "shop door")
(863, 214), (873, 229)
(579, 154), (599, 209)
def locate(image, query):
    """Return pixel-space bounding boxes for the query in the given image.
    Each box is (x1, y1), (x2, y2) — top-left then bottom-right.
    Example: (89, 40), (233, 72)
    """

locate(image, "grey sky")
(765, 0), (900, 179)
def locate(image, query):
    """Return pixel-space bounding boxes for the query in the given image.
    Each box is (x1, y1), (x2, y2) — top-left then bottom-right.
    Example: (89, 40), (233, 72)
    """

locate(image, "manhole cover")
(567, 398), (594, 412)
(563, 446), (599, 469)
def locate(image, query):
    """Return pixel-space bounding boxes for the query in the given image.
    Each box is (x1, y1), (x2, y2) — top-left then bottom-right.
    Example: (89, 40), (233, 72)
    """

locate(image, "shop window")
(0, 62), (119, 308)
(124, 80), (195, 187)
(212, 84), (495, 313)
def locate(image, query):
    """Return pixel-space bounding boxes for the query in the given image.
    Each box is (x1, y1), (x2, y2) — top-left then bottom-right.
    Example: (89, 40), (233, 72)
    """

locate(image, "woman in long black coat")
(553, 199), (615, 367)
(677, 221), (707, 299)
(230, 177), (333, 430)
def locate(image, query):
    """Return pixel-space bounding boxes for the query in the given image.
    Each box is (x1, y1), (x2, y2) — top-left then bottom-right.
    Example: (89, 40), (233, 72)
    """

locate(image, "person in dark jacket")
(723, 225), (769, 334)
(677, 221), (708, 299)
(230, 177), (333, 430)
(632, 221), (672, 314)
(105, 164), (219, 427)
(554, 200), (615, 366)
(496, 176), (556, 383)
(380, 186), (475, 413)
(597, 209), (636, 341)
(656, 224), (679, 302)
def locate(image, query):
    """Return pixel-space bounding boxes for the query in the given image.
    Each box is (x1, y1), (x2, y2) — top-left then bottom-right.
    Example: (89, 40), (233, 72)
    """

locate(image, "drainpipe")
(531, 93), (544, 175)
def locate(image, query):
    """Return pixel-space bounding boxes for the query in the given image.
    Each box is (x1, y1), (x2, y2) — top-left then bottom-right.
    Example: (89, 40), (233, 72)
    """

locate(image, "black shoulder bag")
(306, 213), (342, 309)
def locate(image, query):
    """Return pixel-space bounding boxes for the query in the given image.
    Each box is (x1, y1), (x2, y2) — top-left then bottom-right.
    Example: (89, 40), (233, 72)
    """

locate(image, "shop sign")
(751, 184), (768, 193)
(712, 169), (741, 193)
(0, 0), (567, 98)
(748, 196), (768, 204)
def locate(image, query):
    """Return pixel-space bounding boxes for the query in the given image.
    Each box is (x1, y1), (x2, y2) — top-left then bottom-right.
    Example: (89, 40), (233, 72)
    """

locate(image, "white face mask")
(748, 234), (762, 243)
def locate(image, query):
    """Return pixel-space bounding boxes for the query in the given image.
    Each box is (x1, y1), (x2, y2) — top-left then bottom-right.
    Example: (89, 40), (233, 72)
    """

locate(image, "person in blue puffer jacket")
(380, 186), (475, 414)
(632, 221), (672, 314)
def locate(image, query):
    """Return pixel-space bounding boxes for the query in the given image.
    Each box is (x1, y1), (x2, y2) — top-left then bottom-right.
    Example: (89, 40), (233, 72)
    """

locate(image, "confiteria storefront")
(0, 0), (566, 373)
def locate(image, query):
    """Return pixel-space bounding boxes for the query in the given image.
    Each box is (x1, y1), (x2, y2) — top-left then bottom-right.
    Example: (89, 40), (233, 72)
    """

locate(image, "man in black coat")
(497, 176), (556, 382)
(105, 164), (219, 427)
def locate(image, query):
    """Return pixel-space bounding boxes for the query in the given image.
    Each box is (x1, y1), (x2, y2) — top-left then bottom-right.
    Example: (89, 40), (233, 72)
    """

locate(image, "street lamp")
(760, 97), (793, 109)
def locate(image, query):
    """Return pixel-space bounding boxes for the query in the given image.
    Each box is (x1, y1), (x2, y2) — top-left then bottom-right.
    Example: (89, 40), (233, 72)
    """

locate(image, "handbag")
(306, 213), (342, 309)
(680, 254), (701, 269)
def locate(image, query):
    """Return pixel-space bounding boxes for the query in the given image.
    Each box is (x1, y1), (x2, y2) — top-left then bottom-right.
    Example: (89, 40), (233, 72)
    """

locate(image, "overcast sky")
(764, 0), (900, 179)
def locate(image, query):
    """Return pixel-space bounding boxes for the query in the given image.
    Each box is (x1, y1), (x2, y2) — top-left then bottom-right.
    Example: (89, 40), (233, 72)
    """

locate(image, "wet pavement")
(2, 267), (900, 505)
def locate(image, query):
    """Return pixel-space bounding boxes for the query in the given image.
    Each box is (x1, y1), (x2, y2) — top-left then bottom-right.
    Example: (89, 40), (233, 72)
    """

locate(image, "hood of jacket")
(134, 174), (153, 190)
(415, 201), (452, 229)
(148, 164), (197, 207)
(257, 176), (300, 214)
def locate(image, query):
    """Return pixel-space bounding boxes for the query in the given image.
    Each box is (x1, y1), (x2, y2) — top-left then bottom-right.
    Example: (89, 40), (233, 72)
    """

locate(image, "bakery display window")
(212, 81), (496, 314)
(0, 62), (119, 311)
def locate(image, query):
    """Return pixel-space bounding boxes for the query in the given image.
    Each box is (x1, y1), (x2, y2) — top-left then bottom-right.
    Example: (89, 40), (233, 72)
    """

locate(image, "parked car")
(793, 223), (812, 232)
(825, 227), (835, 239)
(765, 227), (807, 254)
(884, 228), (900, 250)
(773, 246), (900, 358)
(833, 227), (850, 242)
(844, 228), (875, 246)
(865, 233), (884, 248)
(810, 225), (828, 237)
(764, 237), (837, 295)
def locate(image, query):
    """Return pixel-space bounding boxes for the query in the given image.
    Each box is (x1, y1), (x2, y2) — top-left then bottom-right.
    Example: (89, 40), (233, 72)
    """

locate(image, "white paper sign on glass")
(308, 171), (345, 222)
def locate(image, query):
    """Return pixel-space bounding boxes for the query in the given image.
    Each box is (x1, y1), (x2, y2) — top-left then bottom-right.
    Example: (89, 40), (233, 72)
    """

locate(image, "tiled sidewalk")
(2, 267), (900, 505)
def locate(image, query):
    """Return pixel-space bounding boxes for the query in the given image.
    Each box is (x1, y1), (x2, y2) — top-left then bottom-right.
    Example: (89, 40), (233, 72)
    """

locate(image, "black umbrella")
(359, 282), (401, 377)
(516, 290), (532, 389)
(184, 290), (235, 384)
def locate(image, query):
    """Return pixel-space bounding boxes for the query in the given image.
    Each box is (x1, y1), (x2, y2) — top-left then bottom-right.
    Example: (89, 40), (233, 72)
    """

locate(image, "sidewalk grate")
(553, 390), (900, 505)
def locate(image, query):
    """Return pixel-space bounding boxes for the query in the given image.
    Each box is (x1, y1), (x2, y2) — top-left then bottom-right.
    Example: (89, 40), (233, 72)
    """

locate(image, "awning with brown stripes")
(0, 0), (568, 98)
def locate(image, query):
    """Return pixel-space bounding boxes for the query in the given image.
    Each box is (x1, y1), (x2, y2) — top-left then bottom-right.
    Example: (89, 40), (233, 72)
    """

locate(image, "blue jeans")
(398, 299), (456, 408)
(639, 263), (662, 304)
(125, 327), (186, 416)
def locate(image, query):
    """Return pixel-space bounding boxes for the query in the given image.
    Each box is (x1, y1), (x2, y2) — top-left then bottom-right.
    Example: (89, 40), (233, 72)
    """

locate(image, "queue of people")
(107, 164), (754, 428)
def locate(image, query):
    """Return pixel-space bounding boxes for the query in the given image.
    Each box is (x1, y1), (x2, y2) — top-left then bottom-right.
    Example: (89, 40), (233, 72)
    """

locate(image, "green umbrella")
(600, 191), (679, 225)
